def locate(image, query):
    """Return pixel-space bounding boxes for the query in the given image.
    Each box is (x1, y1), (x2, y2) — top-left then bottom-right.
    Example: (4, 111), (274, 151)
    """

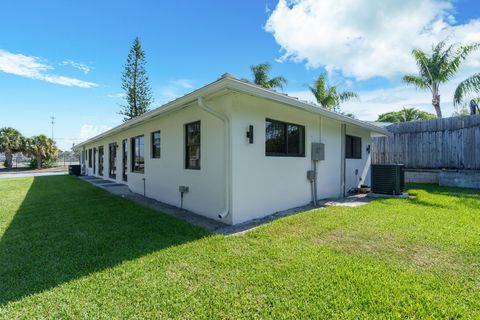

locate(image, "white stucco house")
(75, 74), (387, 225)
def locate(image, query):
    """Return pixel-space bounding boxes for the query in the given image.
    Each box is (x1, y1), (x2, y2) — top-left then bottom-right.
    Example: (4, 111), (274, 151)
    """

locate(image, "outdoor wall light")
(246, 125), (254, 144)
(366, 144), (371, 154)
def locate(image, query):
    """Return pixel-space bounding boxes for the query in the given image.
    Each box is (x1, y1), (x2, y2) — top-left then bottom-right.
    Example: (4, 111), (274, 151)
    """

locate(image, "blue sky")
(1, 0), (479, 150)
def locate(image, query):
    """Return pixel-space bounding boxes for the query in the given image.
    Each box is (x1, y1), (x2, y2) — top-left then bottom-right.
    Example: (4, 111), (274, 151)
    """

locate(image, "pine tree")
(120, 37), (153, 121)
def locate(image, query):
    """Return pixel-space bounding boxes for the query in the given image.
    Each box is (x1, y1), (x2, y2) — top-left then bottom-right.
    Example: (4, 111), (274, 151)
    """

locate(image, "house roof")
(75, 74), (388, 148)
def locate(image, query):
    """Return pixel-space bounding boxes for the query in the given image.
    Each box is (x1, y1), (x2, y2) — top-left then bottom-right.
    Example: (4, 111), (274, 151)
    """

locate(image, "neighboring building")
(75, 74), (387, 225)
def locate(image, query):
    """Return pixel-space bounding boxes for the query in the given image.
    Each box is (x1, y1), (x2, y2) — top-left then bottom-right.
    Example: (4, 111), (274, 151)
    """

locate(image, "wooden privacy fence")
(372, 115), (480, 170)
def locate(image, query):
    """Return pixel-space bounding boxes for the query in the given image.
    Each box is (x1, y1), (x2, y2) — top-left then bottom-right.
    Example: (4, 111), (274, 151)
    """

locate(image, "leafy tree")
(251, 63), (287, 90)
(309, 73), (359, 113)
(454, 73), (480, 106)
(0, 127), (24, 168)
(403, 41), (479, 118)
(25, 135), (58, 169)
(120, 37), (153, 122)
(377, 107), (436, 123)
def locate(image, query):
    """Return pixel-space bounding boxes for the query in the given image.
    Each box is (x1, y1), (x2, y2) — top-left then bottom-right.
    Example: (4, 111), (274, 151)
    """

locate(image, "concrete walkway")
(79, 176), (376, 235)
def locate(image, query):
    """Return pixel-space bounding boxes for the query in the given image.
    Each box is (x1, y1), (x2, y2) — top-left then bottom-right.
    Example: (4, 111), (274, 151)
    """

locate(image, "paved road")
(0, 170), (67, 179)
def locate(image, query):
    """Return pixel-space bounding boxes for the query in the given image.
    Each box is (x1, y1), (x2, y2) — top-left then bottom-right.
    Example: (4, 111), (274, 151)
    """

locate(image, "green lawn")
(0, 176), (479, 318)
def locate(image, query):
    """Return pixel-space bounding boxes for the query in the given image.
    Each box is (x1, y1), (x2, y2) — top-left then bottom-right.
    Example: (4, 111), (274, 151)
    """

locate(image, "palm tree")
(403, 41), (479, 118)
(25, 135), (58, 169)
(250, 63), (287, 90)
(0, 127), (24, 168)
(309, 73), (359, 113)
(454, 73), (480, 107)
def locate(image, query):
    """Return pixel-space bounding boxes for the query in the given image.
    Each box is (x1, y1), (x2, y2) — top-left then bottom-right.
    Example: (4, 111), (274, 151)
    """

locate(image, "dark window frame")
(109, 142), (117, 179)
(345, 135), (362, 159)
(98, 146), (104, 176)
(122, 139), (128, 181)
(265, 118), (306, 157)
(131, 135), (145, 174)
(93, 148), (97, 174)
(185, 121), (201, 170)
(151, 130), (161, 159)
(88, 149), (92, 168)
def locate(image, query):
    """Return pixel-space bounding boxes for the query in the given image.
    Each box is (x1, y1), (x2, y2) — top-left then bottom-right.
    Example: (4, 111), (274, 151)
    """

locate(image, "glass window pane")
(265, 120), (286, 154)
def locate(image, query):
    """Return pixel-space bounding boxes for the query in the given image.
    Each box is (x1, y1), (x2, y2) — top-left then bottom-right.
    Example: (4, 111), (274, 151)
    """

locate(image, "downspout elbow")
(197, 97), (231, 221)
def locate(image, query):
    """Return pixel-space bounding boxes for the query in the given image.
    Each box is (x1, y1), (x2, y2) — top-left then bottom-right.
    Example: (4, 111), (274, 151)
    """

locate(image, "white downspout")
(197, 97), (231, 220)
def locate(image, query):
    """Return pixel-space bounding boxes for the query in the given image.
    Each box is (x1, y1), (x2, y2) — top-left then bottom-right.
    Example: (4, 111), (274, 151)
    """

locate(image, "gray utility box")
(311, 142), (325, 161)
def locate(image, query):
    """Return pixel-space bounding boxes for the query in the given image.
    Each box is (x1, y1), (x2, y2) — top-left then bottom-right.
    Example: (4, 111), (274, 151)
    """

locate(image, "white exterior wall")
(345, 126), (373, 193)
(81, 96), (231, 224)
(229, 94), (342, 224)
(229, 93), (374, 224)
(79, 90), (375, 226)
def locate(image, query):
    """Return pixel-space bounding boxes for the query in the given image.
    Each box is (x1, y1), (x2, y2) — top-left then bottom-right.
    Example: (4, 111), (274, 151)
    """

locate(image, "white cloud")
(157, 79), (196, 104)
(78, 124), (111, 141)
(266, 0), (480, 80)
(62, 59), (92, 74)
(53, 124), (111, 151)
(170, 79), (194, 89)
(107, 92), (126, 99)
(0, 49), (97, 88)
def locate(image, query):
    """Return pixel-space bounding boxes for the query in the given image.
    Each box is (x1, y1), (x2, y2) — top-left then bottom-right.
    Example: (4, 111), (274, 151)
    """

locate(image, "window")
(151, 131), (161, 158)
(345, 135), (362, 159)
(131, 135), (145, 173)
(122, 139), (128, 181)
(88, 149), (92, 168)
(109, 143), (117, 179)
(265, 118), (305, 157)
(98, 146), (104, 176)
(93, 148), (97, 174)
(185, 121), (201, 169)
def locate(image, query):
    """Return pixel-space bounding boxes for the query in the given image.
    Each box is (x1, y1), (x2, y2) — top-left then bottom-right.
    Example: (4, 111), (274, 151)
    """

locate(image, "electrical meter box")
(311, 142), (325, 161)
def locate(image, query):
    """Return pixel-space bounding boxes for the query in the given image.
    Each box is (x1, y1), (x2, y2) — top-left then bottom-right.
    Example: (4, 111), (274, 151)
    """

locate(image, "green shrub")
(28, 158), (37, 169)
(42, 157), (58, 168)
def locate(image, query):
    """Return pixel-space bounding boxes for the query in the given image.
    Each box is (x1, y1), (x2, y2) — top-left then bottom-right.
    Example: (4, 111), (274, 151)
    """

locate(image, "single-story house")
(75, 73), (387, 225)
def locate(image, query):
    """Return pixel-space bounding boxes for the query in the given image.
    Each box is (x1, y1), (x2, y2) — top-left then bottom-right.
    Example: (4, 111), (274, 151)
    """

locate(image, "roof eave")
(75, 77), (387, 149)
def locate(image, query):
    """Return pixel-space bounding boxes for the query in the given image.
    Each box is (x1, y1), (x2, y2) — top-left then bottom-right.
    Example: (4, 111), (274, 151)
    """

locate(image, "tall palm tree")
(250, 63), (287, 90)
(25, 135), (58, 169)
(0, 127), (24, 168)
(454, 73), (480, 107)
(403, 41), (479, 118)
(309, 73), (359, 113)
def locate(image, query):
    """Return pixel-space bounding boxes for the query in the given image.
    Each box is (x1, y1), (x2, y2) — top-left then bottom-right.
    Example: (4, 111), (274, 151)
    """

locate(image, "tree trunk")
(5, 151), (13, 168)
(36, 155), (42, 169)
(432, 94), (442, 118)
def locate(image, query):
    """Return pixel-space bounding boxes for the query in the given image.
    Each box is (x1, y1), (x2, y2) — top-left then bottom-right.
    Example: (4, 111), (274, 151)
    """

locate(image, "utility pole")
(50, 116), (56, 140)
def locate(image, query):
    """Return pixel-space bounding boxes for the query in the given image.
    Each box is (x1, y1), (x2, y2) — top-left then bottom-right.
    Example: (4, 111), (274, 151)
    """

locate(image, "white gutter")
(197, 97), (231, 220)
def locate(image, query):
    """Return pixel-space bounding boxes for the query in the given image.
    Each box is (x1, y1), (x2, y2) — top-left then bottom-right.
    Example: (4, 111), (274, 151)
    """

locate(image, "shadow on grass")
(0, 175), (209, 305)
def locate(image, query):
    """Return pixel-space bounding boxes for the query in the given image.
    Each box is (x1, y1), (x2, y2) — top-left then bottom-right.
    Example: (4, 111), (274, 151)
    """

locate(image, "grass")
(0, 176), (479, 318)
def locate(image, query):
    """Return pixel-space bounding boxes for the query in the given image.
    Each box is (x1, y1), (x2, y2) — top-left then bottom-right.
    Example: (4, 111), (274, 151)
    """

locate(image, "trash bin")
(68, 165), (81, 176)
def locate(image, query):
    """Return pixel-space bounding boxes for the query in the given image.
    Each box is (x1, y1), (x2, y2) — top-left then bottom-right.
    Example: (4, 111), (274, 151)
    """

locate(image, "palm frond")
(310, 74), (327, 106)
(442, 43), (480, 82)
(454, 73), (480, 106)
(338, 91), (359, 103)
(268, 76), (287, 90)
(402, 75), (431, 90)
(411, 49), (432, 81)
